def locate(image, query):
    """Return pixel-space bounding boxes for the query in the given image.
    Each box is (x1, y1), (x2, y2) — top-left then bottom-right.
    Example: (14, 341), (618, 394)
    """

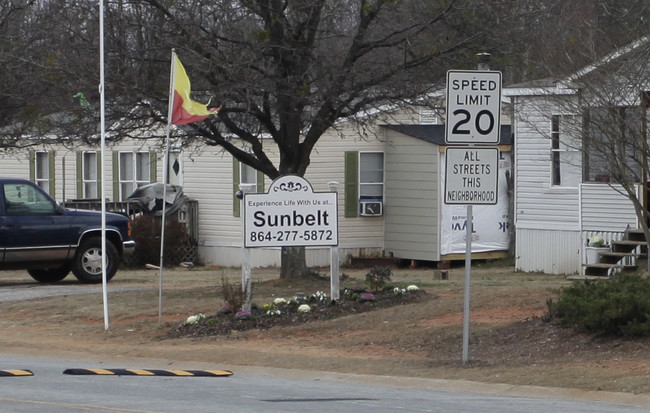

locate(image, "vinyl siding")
(513, 95), (580, 231)
(383, 129), (439, 261)
(515, 227), (581, 274)
(579, 183), (638, 232)
(0, 106), (431, 267)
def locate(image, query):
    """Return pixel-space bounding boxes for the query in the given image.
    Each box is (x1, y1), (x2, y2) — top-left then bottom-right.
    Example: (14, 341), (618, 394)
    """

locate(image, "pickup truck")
(0, 178), (135, 283)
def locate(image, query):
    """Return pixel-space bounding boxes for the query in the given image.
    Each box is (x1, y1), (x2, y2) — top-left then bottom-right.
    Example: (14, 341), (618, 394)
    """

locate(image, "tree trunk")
(280, 246), (307, 279)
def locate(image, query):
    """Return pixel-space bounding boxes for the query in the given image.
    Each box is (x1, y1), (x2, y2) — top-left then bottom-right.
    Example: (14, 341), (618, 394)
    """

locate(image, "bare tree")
(0, 0), (578, 278)
(128, 0), (495, 278)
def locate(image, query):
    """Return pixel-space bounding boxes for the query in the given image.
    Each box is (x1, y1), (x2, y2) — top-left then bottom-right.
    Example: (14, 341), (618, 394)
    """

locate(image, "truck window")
(3, 183), (56, 216)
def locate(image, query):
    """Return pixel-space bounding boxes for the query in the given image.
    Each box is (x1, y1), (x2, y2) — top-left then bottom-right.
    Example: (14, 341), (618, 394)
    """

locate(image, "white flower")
(297, 304), (311, 313)
(273, 297), (287, 305)
(266, 309), (281, 316)
(393, 287), (406, 295)
(312, 291), (328, 302)
(406, 285), (420, 291)
(184, 313), (205, 325)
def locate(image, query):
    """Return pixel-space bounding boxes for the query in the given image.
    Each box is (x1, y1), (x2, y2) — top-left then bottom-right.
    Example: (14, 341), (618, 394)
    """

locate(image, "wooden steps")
(581, 229), (647, 278)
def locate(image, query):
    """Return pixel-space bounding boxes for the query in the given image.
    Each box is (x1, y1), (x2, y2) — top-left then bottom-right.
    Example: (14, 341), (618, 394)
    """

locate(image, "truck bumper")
(123, 240), (136, 255)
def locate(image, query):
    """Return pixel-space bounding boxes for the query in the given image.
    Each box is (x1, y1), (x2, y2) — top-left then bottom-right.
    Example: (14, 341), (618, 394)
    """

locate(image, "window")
(232, 158), (264, 217)
(550, 115), (581, 187)
(30, 150), (55, 196)
(4, 182), (55, 216)
(344, 151), (384, 217)
(583, 106), (643, 183)
(359, 152), (384, 199)
(118, 152), (151, 200)
(82, 151), (99, 199)
(34, 151), (51, 193)
(240, 162), (257, 188)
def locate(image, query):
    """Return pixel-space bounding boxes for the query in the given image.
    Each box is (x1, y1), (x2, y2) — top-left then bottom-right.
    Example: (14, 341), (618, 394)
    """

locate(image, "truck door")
(0, 182), (72, 263)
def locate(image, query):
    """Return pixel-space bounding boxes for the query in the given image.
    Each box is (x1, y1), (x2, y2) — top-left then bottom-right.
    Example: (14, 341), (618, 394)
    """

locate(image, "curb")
(63, 368), (232, 377)
(0, 369), (34, 377)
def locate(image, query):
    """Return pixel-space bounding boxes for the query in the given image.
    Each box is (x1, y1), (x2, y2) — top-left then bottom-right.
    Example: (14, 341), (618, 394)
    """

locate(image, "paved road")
(0, 354), (648, 413)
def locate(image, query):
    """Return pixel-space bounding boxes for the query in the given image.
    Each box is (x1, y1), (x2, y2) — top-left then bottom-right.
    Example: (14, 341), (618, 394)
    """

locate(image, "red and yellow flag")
(171, 55), (218, 125)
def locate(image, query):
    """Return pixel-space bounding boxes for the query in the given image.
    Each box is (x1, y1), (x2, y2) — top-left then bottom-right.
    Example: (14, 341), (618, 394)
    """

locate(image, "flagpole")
(99, 0), (109, 330)
(158, 49), (175, 325)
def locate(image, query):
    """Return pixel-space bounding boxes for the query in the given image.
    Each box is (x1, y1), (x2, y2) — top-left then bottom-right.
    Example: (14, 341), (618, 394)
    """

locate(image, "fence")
(63, 198), (199, 267)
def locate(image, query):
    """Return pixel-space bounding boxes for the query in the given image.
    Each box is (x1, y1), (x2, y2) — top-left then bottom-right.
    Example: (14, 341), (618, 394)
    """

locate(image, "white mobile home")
(506, 39), (650, 275)
(0, 104), (511, 268)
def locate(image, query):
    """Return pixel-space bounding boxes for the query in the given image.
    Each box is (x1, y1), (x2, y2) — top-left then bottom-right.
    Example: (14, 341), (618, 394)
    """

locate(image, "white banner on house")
(440, 152), (511, 254)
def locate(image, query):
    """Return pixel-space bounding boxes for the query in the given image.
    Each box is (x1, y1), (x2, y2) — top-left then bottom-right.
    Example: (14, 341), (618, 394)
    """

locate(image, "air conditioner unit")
(359, 200), (383, 217)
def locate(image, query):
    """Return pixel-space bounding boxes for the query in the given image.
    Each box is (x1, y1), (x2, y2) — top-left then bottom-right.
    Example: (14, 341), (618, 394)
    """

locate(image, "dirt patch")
(0, 262), (648, 396)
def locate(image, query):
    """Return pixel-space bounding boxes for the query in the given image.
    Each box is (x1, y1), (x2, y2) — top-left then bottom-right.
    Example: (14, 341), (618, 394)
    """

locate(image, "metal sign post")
(445, 69), (502, 364)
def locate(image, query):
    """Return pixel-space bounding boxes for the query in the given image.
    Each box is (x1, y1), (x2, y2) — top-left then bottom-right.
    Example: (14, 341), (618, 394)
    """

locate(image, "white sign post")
(445, 69), (502, 364)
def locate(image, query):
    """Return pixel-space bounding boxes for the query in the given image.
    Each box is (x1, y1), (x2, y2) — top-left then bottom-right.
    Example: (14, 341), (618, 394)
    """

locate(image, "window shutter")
(76, 152), (83, 199)
(344, 151), (359, 218)
(233, 158), (241, 217)
(29, 150), (35, 181)
(97, 151), (103, 198)
(48, 150), (56, 197)
(256, 170), (265, 193)
(149, 152), (157, 182)
(112, 151), (119, 201)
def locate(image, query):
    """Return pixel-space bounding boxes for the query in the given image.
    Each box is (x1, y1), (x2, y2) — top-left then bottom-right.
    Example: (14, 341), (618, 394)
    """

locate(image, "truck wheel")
(72, 238), (119, 284)
(27, 265), (71, 283)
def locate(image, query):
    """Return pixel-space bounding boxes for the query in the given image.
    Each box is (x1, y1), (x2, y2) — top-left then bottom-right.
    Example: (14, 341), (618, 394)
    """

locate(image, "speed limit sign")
(445, 70), (502, 144)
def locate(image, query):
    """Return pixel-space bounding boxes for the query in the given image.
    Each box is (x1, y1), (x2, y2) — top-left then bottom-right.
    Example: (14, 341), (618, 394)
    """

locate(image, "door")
(0, 181), (72, 264)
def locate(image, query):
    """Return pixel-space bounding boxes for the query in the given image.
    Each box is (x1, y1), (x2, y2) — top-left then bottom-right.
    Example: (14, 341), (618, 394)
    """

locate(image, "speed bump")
(0, 369), (33, 377)
(63, 368), (232, 377)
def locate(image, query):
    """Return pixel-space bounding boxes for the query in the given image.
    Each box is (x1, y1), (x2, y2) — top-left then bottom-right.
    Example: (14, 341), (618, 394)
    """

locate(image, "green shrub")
(547, 275), (650, 337)
(365, 266), (392, 292)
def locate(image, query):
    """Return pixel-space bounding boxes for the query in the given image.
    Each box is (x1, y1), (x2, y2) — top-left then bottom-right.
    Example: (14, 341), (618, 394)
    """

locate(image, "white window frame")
(82, 151), (99, 199)
(34, 151), (51, 193)
(240, 162), (257, 187)
(550, 115), (582, 187)
(119, 151), (150, 200)
(359, 151), (384, 200)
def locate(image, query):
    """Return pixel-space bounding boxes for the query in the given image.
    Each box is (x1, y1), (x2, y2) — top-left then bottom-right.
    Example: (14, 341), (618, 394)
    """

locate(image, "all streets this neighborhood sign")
(444, 147), (499, 205)
(244, 175), (338, 248)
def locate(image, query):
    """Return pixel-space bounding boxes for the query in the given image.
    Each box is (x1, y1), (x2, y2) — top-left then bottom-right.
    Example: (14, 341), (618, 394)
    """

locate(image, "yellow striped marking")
(125, 369), (155, 376)
(1, 369), (33, 376)
(168, 370), (194, 376)
(88, 368), (116, 375)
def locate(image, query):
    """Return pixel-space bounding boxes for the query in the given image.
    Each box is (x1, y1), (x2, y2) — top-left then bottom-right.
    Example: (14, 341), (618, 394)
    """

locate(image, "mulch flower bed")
(167, 286), (428, 338)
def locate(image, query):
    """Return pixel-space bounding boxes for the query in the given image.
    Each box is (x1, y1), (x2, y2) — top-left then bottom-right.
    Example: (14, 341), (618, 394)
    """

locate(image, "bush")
(220, 275), (249, 314)
(546, 275), (650, 337)
(365, 266), (392, 292)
